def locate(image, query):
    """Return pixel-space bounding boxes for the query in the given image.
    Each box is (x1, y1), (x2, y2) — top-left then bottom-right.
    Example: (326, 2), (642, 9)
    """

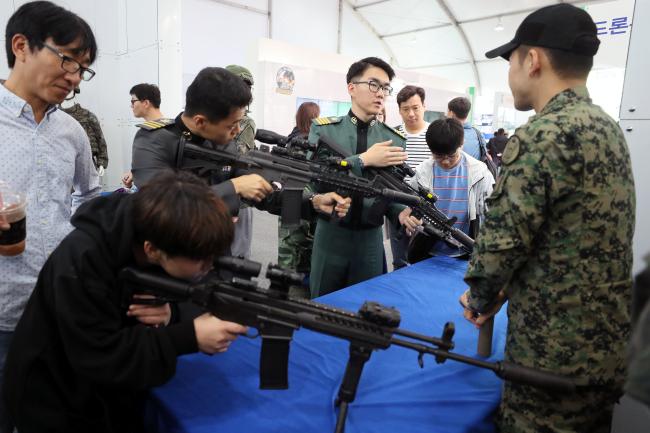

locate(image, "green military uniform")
(62, 103), (109, 169)
(227, 64), (256, 258)
(465, 87), (636, 432)
(278, 219), (314, 273)
(236, 116), (256, 154)
(308, 111), (406, 297)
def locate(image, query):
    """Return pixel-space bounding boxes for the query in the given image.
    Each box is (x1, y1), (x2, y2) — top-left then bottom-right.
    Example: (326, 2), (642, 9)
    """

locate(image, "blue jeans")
(0, 331), (13, 433)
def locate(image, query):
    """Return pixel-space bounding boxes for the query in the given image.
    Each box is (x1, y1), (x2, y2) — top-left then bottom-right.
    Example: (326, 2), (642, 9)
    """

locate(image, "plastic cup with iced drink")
(0, 181), (27, 256)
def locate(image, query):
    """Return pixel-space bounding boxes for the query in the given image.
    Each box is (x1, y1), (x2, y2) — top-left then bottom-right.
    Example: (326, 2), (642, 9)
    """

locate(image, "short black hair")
(397, 85), (425, 106)
(425, 118), (464, 155)
(185, 67), (252, 122)
(5, 1), (97, 68)
(497, 128), (505, 135)
(447, 97), (471, 120)
(346, 57), (395, 83)
(133, 170), (234, 259)
(516, 45), (593, 79)
(130, 83), (161, 108)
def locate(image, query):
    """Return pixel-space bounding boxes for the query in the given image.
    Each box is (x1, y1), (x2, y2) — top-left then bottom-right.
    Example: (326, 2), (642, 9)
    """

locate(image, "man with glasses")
(406, 118), (494, 260)
(0, 1), (100, 431)
(130, 67), (349, 224)
(122, 83), (167, 189)
(307, 56), (420, 297)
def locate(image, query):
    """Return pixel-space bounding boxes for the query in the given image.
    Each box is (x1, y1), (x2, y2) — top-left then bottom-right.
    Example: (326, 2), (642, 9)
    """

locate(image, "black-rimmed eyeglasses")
(352, 80), (393, 96)
(130, 99), (141, 106)
(43, 43), (96, 82)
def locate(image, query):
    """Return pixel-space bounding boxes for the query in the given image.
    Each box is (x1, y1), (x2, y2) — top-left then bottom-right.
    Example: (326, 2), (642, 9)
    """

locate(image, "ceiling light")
(494, 17), (504, 32)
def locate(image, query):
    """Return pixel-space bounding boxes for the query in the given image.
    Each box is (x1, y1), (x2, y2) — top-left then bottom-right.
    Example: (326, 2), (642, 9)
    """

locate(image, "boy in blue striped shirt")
(406, 118), (494, 258)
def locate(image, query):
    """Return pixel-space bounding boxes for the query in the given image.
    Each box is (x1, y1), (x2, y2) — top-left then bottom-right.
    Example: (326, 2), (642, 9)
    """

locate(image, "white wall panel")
(181, 0), (268, 78)
(272, 0), (338, 53)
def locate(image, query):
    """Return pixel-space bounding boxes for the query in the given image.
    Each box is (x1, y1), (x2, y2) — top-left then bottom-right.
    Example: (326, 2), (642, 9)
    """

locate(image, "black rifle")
(313, 133), (474, 253)
(175, 133), (421, 227)
(120, 257), (576, 433)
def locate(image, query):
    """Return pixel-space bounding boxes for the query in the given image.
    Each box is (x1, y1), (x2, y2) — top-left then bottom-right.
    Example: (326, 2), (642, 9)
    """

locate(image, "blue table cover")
(144, 256), (507, 433)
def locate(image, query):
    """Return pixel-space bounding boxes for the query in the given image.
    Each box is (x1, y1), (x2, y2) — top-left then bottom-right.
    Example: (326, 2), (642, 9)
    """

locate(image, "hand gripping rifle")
(120, 257), (576, 433)
(313, 134), (474, 253)
(175, 131), (421, 227)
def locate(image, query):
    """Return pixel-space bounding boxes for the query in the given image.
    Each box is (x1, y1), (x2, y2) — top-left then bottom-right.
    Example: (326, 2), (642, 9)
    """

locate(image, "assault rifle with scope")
(121, 256), (576, 433)
(311, 133), (475, 254)
(175, 131), (421, 227)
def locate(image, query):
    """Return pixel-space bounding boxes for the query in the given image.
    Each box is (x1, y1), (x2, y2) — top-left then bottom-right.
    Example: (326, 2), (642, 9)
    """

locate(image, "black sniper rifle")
(175, 131), (421, 227)
(120, 256), (576, 433)
(306, 131), (475, 253)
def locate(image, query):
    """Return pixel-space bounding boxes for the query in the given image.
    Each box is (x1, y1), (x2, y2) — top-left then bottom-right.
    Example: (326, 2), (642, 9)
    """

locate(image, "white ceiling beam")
(435, 0), (482, 92)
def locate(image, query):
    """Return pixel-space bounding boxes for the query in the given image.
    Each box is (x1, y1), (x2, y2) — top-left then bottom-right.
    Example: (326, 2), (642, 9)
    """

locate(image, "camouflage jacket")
(62, 103), (109, 169)
(465, 86), (636, 387)
(235, 115), (256, 154)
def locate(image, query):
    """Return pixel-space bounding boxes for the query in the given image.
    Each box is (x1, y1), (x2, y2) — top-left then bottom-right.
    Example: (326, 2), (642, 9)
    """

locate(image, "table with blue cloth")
(144, 256), (508, 433)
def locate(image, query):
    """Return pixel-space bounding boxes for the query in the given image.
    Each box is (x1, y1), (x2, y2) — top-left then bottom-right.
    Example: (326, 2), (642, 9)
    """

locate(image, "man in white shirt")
(0, 2), (101, 430)
(391, 85), (430, 269)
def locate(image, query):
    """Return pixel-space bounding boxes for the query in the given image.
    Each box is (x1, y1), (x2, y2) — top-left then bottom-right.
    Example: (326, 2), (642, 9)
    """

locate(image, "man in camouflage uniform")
(225, 65), (256, 258)
(62, 98), (109, 173)
(458, 5), (636, 432)
(308, 57), (420, 297)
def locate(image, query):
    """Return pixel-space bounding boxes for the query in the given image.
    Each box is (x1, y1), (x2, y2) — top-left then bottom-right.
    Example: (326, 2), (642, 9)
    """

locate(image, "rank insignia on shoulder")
(380, 123), (406, 139)
(312, 116), (342, 126)
(136, 118), (174, 131)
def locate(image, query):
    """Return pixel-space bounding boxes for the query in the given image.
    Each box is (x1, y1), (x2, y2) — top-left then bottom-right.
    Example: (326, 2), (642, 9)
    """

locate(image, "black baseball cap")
(485, 4), (600, 60)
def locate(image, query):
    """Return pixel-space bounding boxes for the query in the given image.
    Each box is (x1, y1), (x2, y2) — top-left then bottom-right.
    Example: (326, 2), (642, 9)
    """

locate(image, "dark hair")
(516, 45), (592, 79)
(425, 118), (464, 155)
(132, 171), (234, 259)
(185, 67), (252, 122)
(397, 85), (425, 106)
(346, 57), (395, 83)
(497, 128), (505, 135)
(5, 1), (97, 68)
(447, 97), (471, 120)
(296, 102), (320, 135)
(130, 83), (161, 108)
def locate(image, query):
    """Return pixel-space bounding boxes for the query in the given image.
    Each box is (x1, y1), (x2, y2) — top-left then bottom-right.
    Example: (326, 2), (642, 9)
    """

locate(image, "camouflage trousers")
(277, 219), (314, 273)
(498, 381), (622, 433)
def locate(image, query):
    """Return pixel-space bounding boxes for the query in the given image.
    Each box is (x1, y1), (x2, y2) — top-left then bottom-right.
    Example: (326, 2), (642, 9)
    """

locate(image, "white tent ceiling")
(344, 0), (634, 92)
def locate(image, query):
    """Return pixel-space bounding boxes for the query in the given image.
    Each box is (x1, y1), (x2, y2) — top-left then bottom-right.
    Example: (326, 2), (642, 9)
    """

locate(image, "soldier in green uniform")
(458, 5), (636, 433)
(225, 65), (256, 154)
(62, 99), (109, 173)
(308, 57), (420, 297)
(225, 65), (256, 258)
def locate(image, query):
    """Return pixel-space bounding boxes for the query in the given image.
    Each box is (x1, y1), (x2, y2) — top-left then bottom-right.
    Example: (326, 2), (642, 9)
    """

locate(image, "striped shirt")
(395, 123), (430, 169)
(431, 154), (469, 256)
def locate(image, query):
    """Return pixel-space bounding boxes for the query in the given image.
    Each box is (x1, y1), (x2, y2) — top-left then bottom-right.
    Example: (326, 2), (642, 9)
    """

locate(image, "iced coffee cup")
(0, 182), (27, 257)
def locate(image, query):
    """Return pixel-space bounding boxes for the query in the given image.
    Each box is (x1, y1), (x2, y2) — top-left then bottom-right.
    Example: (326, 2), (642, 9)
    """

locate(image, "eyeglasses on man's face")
(352, 80), (393, 96)
(43, 43), (95, 81)
(432, 150), (460, 162)
(130, 99), (141, 106)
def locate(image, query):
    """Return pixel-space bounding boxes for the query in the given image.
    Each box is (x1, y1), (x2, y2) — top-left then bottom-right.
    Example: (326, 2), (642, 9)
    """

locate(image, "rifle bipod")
(334, 344), (373, 433)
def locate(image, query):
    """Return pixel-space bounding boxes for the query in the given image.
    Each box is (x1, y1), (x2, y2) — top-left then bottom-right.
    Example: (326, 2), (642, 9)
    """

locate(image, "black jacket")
(3, 193), (198, 433)
(131, 113), (240, 213)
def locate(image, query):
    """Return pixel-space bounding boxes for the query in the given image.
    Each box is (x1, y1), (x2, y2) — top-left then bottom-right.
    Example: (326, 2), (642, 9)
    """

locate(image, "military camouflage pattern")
(62, 103), (109, 169)
(235, 116), (256, 154)
(625, 254), (650, 407)
(277, 219), (314, 273)
(464, 86), (635, 431)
